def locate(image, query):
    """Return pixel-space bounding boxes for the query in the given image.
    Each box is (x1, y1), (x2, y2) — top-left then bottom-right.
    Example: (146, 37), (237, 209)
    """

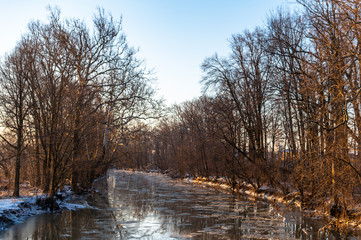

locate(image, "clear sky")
(0, 0), (296, 105)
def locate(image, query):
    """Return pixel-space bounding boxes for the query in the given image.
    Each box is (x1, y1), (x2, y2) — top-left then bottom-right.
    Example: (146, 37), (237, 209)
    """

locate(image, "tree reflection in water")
(0, 170), (357, 239)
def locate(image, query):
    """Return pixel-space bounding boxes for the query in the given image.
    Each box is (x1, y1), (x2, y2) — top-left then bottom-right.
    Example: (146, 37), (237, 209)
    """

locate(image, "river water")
(0, 170), (358, 239)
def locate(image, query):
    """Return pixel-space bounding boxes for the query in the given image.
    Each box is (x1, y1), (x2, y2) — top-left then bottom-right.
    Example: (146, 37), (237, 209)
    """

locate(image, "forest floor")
(0, 182), (89, 232)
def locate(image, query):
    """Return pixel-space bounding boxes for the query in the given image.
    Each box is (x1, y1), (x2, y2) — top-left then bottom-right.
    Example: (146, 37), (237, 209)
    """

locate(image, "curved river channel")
(0, 170), (359, 239)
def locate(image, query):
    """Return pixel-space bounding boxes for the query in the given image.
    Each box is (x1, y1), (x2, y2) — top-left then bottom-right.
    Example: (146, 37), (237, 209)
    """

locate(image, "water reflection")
(103, 171), (323, 239)
(0, 170), (358, 239)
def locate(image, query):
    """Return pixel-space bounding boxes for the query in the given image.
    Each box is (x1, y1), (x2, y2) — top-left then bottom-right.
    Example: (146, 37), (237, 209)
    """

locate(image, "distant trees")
(0, 8), (160, 196)
(144, 97), (224, 177)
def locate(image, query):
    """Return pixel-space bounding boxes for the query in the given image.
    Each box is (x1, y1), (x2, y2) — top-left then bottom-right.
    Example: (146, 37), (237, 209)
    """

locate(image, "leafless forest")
(0, 8), (161, 197)
(1, 0), (361, 219)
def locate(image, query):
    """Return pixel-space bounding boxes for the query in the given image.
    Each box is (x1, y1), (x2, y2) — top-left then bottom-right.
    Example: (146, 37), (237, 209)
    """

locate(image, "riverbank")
(0, 185), (89, 232)
(180, 175), (361, 235)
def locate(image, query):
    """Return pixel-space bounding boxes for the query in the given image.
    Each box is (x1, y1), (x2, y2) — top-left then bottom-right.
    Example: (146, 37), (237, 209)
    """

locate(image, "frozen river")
(0, 170), (356, 239)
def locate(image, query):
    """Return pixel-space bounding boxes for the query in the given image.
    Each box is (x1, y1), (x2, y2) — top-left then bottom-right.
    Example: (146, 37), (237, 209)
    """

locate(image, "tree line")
(0, 8), (160, 197)
(124, 0), (361, 216)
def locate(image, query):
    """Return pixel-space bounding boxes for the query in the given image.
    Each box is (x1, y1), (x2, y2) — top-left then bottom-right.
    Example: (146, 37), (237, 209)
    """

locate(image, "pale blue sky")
(0, 0), (296, 105)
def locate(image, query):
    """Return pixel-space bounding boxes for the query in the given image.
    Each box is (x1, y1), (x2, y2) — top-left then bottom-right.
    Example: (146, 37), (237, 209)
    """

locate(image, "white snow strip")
(0, 199), (24, 212)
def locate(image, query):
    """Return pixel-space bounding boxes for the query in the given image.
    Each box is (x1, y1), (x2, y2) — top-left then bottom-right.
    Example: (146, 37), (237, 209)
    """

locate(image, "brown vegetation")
(0, 7), (160, 197)
(122, 0), (361, 223)
(1, 0), (361, 227)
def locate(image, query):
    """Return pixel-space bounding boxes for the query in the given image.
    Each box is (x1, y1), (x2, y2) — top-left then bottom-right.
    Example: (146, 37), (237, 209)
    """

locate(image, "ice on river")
(1, 170), (358, 239)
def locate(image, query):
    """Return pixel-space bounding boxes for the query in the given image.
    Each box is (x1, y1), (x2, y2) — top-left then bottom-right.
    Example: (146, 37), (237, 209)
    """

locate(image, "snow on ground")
(0, 186), (91, 232)
(183, 176), (301, 208)
(0, 196), (43, 231)
(0, 198), (26, 212)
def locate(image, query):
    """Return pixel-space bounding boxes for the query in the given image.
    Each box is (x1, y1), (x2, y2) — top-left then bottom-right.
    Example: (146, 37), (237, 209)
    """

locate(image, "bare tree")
(202, 28), (277, 188)
(0, 39), (33, 197)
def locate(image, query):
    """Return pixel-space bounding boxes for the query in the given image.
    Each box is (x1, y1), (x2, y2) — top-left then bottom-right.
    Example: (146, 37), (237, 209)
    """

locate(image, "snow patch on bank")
(183, 177), (303, 209)
(0, 196), (44, 231)
(0, 188), (91, 232)
(0, 198), (27, 212)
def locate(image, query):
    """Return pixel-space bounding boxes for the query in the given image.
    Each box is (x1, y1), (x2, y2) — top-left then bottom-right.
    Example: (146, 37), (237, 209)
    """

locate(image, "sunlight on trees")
(1, 0), (361, 222)
(0, 7), (161, 197)
(121, 0), (361, 218)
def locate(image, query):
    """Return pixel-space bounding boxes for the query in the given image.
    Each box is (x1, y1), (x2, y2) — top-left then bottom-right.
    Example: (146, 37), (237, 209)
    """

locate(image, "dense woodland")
(128, 0), (361, 216)
(1, 0), (361, 218)
(0, 8), (161, 197)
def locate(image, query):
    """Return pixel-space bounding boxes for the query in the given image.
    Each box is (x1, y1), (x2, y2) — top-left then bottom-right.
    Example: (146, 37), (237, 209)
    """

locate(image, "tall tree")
(0, 40), (33, 197)
(202, 28), (276, 187)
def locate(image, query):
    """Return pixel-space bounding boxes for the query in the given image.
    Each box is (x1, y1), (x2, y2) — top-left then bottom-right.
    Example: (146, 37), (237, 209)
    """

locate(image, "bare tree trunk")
(35, 127), (41, 187)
